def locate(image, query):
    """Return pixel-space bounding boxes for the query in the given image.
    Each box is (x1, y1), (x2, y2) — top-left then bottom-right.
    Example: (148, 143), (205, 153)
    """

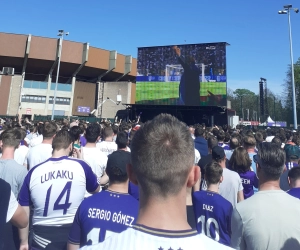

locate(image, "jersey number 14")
(43, 181), (72, 217)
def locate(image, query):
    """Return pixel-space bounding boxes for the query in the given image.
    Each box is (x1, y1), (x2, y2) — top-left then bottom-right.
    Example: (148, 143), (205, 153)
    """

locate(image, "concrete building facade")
(0, 32), (136, 119)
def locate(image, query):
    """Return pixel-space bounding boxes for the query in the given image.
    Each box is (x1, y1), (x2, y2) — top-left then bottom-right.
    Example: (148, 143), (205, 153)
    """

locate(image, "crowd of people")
(137, 43), (226, 77)
(1, 115), (300, 250)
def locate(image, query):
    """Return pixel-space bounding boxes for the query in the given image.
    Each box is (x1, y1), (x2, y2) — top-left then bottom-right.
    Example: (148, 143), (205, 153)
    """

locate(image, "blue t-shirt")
(68, 190), (139, 247)
(287, 188), (300, 199)
(128, 182), (139, 200)
(192, 190), (233, 246)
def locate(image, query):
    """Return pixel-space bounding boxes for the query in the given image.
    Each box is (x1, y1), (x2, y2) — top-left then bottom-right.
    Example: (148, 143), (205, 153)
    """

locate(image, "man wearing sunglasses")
(231, 142), (300, 250)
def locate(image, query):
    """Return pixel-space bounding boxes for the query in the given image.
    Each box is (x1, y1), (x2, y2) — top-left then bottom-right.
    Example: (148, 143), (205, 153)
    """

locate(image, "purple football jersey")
(287, 188), (300, 199)
(218, 143), (230, 151)
(286, 162), (299, 171)
(192, 190), (233, 246)
(239, 171), (259, 199)
(68, 190), (139, 247)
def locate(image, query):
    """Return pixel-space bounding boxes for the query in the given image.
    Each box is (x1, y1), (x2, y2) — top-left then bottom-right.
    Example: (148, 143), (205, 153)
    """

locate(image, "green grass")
(136, 81), (226, 102)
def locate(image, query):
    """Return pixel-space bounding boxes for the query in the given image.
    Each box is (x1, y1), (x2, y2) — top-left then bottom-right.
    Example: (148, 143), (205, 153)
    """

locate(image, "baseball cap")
(212, 146), (225, 161)
(285, 144), (300, 159)
(106, 150), (131, 177)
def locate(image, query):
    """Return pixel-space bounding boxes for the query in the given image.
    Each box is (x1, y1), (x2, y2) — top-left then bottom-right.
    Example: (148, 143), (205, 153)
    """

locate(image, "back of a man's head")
(255, 131), (264, 144)
(217, 130), (226, 142)
(243, 135), (256, 149)
(103, 126), (114, 140)
(205, 162), (223, 185)
(1, 128), (21, 149)
(116, 131), (128, 149)
(85, 123), (101, 143)
(43, 122), (57, 139)
(258, 142), (285, 181)
(52, 130), (73, 151)
(131, 114), (194, 198)
(207, 136), (218, 150)
(194, 126), (204, 137)
(288, 167), (300, 188)
(230, 137), (240, 150)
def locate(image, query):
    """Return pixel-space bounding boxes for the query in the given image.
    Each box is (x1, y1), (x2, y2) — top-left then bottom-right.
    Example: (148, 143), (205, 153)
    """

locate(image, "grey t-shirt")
(231, 190), (300, 250)
(0, 159), (28, 198)
(219, 168), (243, 208)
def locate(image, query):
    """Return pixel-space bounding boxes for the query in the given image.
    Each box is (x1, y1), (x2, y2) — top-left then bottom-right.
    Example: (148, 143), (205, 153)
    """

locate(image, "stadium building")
(0, 32), (137, 119)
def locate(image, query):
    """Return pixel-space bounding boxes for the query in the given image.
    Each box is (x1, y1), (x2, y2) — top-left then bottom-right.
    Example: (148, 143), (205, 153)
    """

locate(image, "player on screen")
(18, 130), (100, 250)
(173, 45), (201, 106)
(193, 162), (233, 246)
(67, 150), (139, 249)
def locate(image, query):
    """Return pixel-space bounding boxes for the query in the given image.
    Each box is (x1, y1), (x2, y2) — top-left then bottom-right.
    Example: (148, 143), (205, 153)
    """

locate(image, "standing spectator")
(284, 144), (300, 170)
(231, 142), (300, 250)
(194, 126), (208, 157)
(27, 122), (57, 169)
(19, 130), (100, 250)
(212, 146), (244, 208)
(29, 123), (44, 147)
(229, 147), (258, 199)
(0, 128), (27, 198)
(0, 178), (28, 249)
(287, 167), (300, 199)
(97, 127), (117, 156)
(14, 128), (29, 167)
(81, 123), (108, 189)
(196, 136), (218, 191)
(79, 123), (87, 147)
(68, 150), (139, 248)
(217, 130), (230, 150)
(226, 137), (240, 161)
(243, 135), (257, 173)
(80, 114), (231, 250)
(69, 126), (82, 150)
(193, 162), (233, 246)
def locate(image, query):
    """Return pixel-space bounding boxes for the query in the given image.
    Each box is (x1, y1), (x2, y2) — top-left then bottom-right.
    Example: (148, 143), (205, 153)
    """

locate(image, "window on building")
(21, 95), (46, 103)
(49, 97), (70, 105)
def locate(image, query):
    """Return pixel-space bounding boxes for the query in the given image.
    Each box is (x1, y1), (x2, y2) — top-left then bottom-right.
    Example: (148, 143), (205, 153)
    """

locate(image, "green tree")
(283, 57), (300, 126)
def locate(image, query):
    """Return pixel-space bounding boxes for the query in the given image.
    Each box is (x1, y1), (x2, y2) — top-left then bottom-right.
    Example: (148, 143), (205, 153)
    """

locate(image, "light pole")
(279, 5), (299, 129)
(51, 30), (69, 120)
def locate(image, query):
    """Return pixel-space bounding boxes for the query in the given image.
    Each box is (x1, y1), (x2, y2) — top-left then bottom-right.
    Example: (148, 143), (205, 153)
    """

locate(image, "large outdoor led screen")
(136, 42), (227, 106)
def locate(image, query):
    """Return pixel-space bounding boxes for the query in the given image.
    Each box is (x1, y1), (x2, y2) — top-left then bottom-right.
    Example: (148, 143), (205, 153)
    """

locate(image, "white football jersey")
(19, 156), (98, 226)
(80, 225), (233, 250)
(96, 141), (117, 156)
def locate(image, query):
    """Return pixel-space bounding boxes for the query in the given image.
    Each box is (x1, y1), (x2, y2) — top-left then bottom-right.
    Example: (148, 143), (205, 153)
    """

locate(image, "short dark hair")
(207, 136), (218, 150)
(1, 128), (21, 149)
(272, 137), (282, 147)
(116, 132), (128, 149)
(69, 126), (82, 142)
(112, 125), (119, 135)
(217, 130), (226, 141)
(194, 127), (204, 137)
(258, 142), (285, 181)
(205, 162), (223, 185)
(85, 123), (101, 143)
(52, 130), (73, 151)
(255, 132), (264, 144)
(288, 167), (300, 181)
(43, 122), (57, 139)
(131, 114), (194, 197)
(102, 126), (114, 139)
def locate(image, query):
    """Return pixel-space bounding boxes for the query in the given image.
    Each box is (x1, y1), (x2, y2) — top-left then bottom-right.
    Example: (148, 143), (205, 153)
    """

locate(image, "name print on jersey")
(41, 170), (74, 183)
(203, 204), (214, 212)
(88, 209), (135, 227)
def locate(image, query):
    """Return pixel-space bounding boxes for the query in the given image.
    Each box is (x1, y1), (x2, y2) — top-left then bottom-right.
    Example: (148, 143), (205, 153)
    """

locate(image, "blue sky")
(1, 0), (300, 96)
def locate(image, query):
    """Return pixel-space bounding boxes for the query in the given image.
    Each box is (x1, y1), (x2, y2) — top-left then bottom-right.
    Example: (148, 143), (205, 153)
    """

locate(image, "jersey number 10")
(198, 215), (220, 242)
(43, 181), (72, 217)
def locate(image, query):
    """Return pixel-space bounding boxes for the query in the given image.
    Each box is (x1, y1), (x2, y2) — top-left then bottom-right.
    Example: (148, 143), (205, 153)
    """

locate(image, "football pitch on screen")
(135, 82), (227, 101)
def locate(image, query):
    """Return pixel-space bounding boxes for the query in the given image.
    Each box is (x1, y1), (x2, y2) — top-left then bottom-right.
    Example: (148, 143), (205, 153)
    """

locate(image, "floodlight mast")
(278, 4), (298, 129)
(51, 30), (69, 120)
